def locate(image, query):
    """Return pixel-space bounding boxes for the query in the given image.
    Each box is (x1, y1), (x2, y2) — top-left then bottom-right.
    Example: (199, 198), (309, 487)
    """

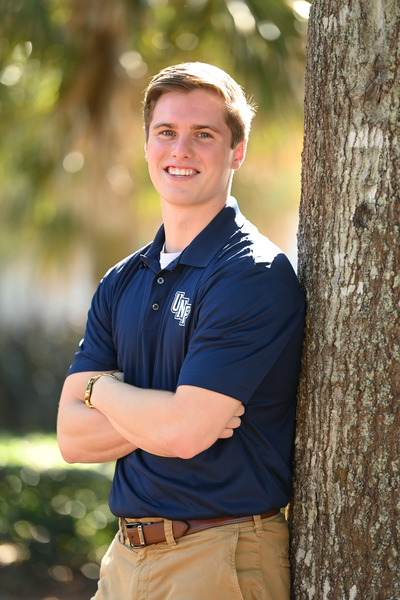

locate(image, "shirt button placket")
(149, 274), (166, 316)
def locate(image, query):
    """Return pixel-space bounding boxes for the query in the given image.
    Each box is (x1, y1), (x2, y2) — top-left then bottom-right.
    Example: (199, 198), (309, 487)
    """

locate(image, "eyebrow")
(151, 122), (222, 134)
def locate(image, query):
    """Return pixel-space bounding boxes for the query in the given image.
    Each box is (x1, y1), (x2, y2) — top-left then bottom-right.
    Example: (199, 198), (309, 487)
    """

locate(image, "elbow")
(166, 430), (211, 460)
(57, 435), (80, 464)
(61, 454), (78, 465)
(59, 448), (78, 465)
(59, 450), (77, 464)
(175, 446), (199, 460)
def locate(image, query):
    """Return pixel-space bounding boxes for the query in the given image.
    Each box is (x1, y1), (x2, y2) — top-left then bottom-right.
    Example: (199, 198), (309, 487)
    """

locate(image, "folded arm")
(57, 370), (137, 464)
(57, 371), (244, 464)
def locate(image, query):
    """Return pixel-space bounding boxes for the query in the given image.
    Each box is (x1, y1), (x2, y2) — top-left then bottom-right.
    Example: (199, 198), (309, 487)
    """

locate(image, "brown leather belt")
(122, 509), (280, 548)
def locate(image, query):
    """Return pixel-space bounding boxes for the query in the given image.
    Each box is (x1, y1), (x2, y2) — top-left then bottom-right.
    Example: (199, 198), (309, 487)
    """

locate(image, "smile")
(166, 167), (199, 177)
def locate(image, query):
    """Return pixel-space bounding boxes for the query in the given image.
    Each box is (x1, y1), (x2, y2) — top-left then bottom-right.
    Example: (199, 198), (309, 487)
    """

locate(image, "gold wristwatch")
(84, 373), (118, 408)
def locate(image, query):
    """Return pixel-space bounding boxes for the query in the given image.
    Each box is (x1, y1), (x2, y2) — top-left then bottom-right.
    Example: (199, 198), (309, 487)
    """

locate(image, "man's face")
(145, 89), (246, 213)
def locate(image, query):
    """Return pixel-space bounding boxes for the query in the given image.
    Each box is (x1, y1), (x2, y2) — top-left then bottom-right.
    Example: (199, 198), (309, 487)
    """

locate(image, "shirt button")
(157, 277), (164, 285)
(152, 303), (160, 311)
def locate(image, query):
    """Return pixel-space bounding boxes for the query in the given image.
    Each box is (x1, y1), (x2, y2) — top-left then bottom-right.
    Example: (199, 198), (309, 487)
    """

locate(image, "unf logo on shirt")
(170, 291), (192, 326)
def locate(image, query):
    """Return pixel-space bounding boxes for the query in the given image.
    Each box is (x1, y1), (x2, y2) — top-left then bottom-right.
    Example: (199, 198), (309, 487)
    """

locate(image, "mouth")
(165, 167), (199, 177)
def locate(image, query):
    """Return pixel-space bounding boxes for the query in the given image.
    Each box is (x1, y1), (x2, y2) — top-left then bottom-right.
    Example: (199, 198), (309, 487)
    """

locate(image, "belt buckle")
(125, 522), (146, 548)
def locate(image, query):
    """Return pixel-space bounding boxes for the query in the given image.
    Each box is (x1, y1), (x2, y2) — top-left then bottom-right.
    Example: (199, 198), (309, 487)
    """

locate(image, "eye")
(160, 130), (174, 137)
(198, 132), (211, 138)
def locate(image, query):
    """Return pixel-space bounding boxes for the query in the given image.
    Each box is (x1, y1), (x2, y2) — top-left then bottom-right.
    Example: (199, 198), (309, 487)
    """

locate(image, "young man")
(57, 62), (305, 600)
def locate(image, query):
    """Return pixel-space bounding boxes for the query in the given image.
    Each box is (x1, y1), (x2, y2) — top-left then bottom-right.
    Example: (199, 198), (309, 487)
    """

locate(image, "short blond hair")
(143, 62), (256, 149)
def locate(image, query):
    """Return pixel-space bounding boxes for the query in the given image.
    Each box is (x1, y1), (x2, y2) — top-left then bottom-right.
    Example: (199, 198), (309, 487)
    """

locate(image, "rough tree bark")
(291, 1), (400, 599)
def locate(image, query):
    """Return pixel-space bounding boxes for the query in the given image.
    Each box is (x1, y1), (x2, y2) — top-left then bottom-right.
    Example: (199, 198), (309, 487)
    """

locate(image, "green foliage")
(0, 326), (80, 432)
(0, 0), (308, 277)
(124, 0), (305, 106)
(0, 463), (117, 599)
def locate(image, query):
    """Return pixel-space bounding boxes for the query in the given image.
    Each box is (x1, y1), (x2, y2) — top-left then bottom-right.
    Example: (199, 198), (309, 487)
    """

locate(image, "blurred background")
(0, 0), (309, 597)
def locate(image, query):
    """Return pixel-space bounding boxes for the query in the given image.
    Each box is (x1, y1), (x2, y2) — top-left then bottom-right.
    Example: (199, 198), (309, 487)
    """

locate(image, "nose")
(171, 134), (193, 160)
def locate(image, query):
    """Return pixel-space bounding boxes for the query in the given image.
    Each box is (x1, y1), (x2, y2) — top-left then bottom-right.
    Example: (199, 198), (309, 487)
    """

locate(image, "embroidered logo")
(170, 291), (192, 326)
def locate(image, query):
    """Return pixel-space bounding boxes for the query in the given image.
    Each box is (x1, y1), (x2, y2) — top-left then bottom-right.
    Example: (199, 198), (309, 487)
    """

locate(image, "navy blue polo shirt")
(68, 197), (305, 519)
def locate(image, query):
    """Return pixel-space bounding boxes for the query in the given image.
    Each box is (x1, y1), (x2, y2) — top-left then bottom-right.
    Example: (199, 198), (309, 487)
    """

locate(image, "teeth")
(168, 167), (197, 176)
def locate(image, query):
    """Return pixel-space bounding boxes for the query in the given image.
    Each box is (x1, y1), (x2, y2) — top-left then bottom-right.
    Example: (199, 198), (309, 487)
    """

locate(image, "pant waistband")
(120, 509), (280, 548)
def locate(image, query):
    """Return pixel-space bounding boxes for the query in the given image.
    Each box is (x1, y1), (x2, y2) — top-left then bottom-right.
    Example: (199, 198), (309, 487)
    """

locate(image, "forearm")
(57, 398), (137, 463)
(90, 377), (242, 459)
(91, 379), (178, 456)
(57, 373), (137, 464)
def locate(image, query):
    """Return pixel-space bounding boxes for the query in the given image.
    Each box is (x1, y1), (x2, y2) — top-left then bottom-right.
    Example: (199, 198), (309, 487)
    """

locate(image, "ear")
(232, 139), (247, 171)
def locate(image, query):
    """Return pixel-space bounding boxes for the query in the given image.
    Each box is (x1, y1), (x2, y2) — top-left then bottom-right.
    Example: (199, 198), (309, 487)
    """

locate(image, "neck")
(161, 199), (227, 253)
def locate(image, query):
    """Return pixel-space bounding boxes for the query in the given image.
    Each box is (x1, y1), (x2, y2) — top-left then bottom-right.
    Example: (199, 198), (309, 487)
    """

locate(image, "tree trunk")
(291, 1), (400, 599)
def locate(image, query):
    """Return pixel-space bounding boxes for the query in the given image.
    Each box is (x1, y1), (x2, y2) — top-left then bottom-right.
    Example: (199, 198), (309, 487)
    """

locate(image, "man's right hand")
(219, 404), (245, 439)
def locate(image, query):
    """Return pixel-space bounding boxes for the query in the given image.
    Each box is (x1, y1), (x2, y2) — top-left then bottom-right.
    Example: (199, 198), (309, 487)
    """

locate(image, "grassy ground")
(0, 434), (116, 600)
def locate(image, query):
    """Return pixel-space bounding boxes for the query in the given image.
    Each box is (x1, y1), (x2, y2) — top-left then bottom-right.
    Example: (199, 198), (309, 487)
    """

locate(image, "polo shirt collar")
(142, 197), (246, 270)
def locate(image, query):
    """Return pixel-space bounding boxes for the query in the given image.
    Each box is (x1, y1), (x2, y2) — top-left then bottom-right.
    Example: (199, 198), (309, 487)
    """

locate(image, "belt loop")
(253, 514), (263, 533)
(119, 518), (128, 545)
(164, 519), (177, 548)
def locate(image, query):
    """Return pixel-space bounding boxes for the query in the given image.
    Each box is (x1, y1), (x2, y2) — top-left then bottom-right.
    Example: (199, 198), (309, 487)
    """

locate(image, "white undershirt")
(159, 244), (182, 270)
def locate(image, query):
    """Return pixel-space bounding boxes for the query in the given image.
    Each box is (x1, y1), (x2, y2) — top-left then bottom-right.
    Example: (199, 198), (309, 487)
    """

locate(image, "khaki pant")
(92, 512), (290, 600)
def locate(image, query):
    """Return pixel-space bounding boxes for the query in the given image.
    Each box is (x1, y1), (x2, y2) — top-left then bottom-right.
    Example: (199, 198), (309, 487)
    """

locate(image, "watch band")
(84, 373), (118, 408)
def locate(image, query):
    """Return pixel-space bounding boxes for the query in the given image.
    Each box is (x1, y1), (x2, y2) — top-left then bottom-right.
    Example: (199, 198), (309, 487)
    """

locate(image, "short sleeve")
(67, 274), (119, 375)
(177, 263), (304, 403)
